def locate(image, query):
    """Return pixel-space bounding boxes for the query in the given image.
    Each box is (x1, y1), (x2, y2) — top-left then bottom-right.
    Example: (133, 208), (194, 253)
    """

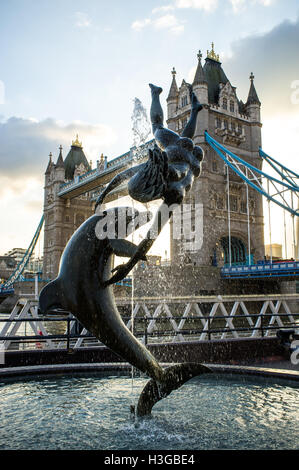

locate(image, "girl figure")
(96, 84), (204, 286)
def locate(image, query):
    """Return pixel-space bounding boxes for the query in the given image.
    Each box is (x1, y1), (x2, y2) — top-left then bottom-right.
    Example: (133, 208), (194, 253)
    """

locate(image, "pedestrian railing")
(0, 294), (298, 352)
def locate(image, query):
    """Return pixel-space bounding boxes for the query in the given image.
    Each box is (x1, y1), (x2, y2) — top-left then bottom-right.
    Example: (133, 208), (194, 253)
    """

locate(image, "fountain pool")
(0, 372), (298, 450)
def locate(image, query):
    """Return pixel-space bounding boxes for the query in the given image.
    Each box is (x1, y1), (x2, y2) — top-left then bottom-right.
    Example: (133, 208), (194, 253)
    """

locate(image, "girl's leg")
(181, 92), (203, 139)
(149, 83), (164, 133)
(149, 83), (179, 150)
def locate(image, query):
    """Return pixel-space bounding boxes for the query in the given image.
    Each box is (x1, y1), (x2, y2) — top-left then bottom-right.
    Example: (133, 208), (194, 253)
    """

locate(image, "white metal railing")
(0, 294), (298, 351)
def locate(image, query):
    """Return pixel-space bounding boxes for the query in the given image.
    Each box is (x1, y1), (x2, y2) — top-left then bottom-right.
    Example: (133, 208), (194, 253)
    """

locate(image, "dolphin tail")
(136, 362), (212, 417)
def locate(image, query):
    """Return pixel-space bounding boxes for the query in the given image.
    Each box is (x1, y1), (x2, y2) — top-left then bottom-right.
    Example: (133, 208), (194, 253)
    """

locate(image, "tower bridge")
(1, 44), (298, 298)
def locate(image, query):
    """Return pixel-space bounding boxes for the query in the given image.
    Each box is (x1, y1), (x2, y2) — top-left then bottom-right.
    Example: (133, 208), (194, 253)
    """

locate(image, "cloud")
(133, 0), (276, 34)
(153, 14), (185, 34)
(0, 176), (44, 254)
(131, 18), (151, 31)
(254, 0), (275, 5)
(75, 12), (91, 28)
(175, 0), (218, 11)
(0, 116), (116, 179)
(224, 16), (299, 118)
(174, 0), (274, 13)
(132, 12), (184, 34)
(229, 0), (246, 13)
(152, 5), (175, 14)
(0, 116), (117, 253)
(229, 0), (275, 13)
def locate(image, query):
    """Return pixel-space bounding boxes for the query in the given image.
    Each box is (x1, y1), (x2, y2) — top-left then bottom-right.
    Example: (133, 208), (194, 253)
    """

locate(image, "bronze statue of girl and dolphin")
(39, 84), (211, 417)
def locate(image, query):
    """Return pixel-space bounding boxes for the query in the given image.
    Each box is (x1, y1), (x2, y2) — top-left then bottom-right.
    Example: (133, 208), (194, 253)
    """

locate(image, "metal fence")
(0, 294), (298, 351)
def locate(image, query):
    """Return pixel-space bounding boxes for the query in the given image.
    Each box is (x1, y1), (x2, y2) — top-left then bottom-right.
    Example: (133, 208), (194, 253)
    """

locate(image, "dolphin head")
(39, 279), (68, 315)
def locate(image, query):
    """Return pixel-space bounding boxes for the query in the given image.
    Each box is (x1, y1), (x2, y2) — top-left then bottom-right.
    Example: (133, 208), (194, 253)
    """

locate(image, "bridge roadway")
(221, 260), (299, 279)
(57, 140), (154, 201)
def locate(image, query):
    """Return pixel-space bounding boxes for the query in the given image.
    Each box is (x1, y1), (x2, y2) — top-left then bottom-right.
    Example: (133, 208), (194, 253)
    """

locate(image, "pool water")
(0, 373), (298, 450)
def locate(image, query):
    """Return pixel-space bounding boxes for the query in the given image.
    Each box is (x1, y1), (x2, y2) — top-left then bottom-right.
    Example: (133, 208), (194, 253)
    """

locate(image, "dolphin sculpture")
(39, 206), (211, 416)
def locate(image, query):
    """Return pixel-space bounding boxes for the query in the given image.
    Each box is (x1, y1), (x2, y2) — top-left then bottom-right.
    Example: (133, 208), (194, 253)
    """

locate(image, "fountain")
(0, 372), (298, 450)
(0, 83), (298, 451)
(38, 83), (210, 416)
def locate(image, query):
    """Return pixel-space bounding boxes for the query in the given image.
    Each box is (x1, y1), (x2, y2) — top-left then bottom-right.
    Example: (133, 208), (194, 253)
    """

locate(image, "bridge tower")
(166, 44), (264, 268)
(42, 137), (93, 280)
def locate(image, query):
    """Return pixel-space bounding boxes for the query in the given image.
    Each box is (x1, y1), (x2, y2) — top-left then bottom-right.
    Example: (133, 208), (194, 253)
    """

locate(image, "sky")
(0, 0), (299, 256)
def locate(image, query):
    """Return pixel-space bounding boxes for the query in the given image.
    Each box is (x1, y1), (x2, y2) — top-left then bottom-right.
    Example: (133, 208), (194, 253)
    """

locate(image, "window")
(223, 98), (227, 110)
(249, 199), (255, 212)
(216, 196), (224, 210)
(181, 117), (188, 128)
(224, 120), (228, 130)
(237, 124), (242, 134)
(181, 95), (188, 107)
(229, 195), (238, 212)
(212, 160), (218, 172)
(216, 117), (221, 128)
(230, 100), (235, 112)
(231, 121), (236, 132)
(240, 201), (247, 214)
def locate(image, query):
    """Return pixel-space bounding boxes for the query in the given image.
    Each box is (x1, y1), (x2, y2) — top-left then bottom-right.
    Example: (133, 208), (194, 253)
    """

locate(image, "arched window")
(181, 95), (188, 107)
(230, 100), (235, 112)
(220, 236), (246, 265)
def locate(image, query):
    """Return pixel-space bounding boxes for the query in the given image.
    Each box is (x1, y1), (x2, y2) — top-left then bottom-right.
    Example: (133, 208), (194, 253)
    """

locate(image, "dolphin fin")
(136, 362), (212, 417)
(110, 239), (140, 258)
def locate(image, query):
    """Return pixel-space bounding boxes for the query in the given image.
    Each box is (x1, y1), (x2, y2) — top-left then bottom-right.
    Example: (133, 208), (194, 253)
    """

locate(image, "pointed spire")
(193, 50), (207, 86)
(55, 145), (64, 168)
(246, 72), (261, 106)
(45, 152), (53, 174)
(167, 67), (179, 101)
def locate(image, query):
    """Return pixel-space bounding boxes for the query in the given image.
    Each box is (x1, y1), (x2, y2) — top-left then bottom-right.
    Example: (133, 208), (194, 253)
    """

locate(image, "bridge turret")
(192, 50), (208, 106)
(54, 145), (65, 182)
(64, 135), (91, 181)
(245, 72), (262, 153)
(43, 137), (94, 280)
(45, 152), (54, 180)
(246, 72), (261, 121)
(166, 67), (179, 132)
